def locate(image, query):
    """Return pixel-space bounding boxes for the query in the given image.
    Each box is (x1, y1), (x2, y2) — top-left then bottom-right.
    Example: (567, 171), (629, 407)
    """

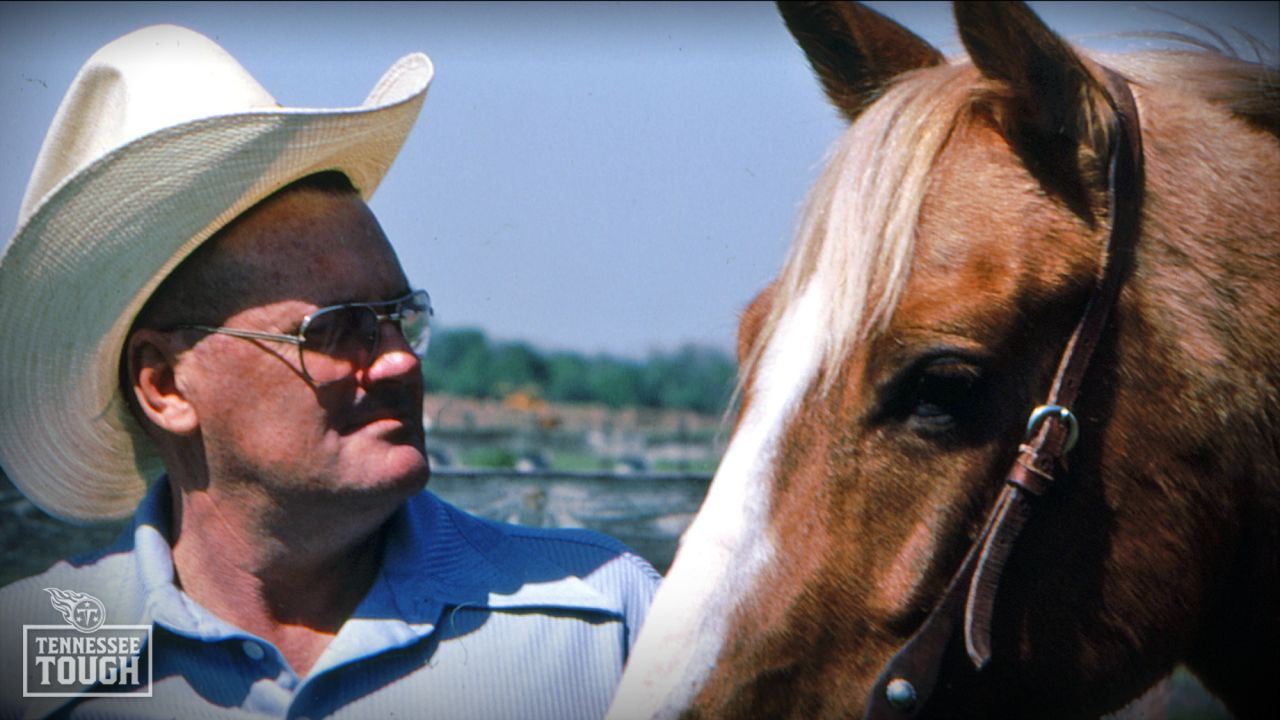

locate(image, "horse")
(608, 2), (1278, 718)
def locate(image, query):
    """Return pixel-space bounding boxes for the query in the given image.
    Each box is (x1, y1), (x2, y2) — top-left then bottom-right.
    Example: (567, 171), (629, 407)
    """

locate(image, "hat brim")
(0, 53), (432, 524)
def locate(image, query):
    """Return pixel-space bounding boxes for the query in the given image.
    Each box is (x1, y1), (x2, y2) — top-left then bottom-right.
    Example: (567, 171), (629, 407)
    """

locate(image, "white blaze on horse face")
(608, 285), (828, 720)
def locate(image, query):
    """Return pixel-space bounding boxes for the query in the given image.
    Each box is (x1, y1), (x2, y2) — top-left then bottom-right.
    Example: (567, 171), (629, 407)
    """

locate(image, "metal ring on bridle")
(1025, 404), (1079, 453)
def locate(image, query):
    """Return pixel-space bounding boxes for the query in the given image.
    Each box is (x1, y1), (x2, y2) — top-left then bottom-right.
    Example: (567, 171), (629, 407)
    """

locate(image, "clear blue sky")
(2, 1), (1276, 358)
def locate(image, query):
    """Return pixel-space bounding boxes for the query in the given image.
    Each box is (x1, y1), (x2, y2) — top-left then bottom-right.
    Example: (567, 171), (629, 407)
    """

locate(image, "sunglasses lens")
(398, 292), (432, 356)
(300, 306), (378, 384)
(298, 292), (431, 383)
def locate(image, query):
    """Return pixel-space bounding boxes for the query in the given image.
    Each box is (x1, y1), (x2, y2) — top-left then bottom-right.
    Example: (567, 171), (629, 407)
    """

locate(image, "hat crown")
(18, 25), (279, 229)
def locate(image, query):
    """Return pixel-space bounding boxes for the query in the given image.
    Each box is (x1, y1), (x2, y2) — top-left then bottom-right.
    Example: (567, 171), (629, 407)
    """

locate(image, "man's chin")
(377, 450), (431, 493)
(337, 444), (431, 498)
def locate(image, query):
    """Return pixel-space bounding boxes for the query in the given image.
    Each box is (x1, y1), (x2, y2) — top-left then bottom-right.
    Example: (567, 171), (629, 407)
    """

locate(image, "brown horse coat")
(611, 2), (1279, 718)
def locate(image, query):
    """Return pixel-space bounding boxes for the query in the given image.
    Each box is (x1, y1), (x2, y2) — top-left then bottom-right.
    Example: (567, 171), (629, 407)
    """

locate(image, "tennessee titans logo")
(44, 587), (106, 633)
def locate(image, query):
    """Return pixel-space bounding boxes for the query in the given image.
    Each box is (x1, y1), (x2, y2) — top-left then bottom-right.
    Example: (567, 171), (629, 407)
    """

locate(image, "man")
(0, 25), (658, 719)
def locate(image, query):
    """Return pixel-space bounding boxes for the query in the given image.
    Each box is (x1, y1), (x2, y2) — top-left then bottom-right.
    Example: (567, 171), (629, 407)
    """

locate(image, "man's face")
(176, 187), (429, 505)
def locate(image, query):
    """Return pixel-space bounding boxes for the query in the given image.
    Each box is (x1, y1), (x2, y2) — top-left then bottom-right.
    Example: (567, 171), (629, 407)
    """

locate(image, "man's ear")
(126, 329), (199, 436)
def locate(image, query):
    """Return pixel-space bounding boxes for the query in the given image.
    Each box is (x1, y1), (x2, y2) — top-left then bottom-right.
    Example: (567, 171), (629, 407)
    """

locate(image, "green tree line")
(423, 327), (737, 415)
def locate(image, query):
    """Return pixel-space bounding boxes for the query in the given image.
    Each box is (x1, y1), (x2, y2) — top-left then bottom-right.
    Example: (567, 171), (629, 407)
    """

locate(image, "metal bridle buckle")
(1025, 404), (1079, 453)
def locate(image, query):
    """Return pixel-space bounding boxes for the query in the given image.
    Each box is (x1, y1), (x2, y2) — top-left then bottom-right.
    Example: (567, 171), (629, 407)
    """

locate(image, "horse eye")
(904, 360), (982, 436)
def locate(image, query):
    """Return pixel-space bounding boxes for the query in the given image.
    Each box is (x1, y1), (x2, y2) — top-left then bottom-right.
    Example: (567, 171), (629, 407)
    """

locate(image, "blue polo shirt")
(0, 480), (660, 719)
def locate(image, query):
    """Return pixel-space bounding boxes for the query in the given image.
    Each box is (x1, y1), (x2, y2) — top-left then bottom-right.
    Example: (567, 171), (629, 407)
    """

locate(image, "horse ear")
(778, 1), (944, 122)
(954, 1), (1115, 215)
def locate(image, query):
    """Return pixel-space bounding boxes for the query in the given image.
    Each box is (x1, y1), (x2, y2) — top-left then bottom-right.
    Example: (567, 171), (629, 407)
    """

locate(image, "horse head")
(612, 2), (1279, 718)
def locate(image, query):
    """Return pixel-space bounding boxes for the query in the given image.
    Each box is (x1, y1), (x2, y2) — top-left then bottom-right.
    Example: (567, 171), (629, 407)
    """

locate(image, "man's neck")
(166, 482), (395, 676)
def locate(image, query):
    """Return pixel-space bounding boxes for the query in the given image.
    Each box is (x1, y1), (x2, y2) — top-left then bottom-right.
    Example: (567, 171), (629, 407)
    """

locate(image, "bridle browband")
(864, 66), (1145, 719)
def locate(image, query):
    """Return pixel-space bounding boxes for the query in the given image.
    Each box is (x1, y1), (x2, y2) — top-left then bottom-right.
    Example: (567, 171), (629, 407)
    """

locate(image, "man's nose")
(361, 320), (422, 383)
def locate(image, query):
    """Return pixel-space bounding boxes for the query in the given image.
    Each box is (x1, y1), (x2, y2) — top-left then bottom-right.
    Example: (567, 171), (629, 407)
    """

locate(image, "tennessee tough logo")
(23, 588), (152, 697)
(44, 588), (106, 633)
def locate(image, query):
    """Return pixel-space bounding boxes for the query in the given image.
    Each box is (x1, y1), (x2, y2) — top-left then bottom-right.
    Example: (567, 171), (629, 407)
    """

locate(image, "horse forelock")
(741, 64), (979, 399)
(742, 44), (1279, 403)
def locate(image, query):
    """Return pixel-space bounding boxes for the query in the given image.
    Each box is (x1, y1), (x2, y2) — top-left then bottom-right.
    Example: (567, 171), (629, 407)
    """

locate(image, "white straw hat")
(0, 25), (433, 523)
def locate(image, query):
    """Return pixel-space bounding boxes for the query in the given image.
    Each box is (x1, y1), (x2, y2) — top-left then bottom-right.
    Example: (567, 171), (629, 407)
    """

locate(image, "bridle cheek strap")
(863, 66), (1144, 719)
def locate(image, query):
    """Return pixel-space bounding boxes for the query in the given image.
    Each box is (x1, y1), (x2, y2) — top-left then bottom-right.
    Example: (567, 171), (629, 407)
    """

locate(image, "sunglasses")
(176, 289), (432, 385)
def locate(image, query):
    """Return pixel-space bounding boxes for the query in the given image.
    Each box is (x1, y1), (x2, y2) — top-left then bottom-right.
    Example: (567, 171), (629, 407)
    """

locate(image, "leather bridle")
(864, 66), (1145, 719)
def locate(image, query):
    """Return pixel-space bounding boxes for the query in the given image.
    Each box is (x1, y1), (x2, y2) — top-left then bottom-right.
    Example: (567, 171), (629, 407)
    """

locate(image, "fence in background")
(429, 469), (710, 573)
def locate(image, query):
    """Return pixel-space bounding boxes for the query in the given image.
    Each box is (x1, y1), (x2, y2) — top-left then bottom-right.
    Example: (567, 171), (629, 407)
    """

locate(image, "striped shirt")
(0, 480), (660, 719)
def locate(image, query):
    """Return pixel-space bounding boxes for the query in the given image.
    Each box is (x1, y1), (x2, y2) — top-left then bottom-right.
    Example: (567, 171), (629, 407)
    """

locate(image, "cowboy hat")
(0, 25), (433, 523)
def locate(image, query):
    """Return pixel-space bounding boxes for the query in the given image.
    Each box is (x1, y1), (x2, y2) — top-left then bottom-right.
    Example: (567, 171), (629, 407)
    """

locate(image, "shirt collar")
(313, 491), (624, 677)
